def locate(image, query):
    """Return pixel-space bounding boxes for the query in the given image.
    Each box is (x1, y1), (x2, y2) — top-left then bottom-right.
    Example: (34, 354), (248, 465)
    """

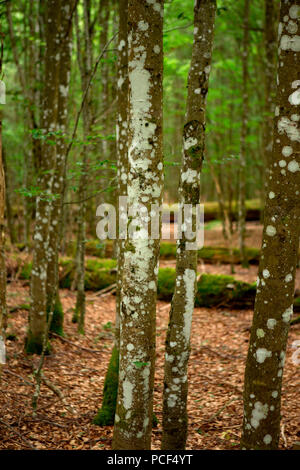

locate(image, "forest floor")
(1, 280), (299, 450)
(1, 222), (299, 450)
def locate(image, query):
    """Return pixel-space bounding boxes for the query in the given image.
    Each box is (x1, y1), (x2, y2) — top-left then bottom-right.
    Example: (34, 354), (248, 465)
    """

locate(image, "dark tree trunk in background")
(0, 48), (7, 363)
(262, 0), (278, 202)
(238, 0), (250, 267)
(72, 0), (94, 334)
(47, 0), (76, 337)
(93, 0), (128, 427)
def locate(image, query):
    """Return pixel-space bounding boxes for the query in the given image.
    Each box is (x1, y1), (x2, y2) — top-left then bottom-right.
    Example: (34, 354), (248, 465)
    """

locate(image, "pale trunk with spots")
(238, 0), (250, 267)
(161, 0), (216, 451)
(47, 0), (75, 337)
(112, 0), (164, 450)
(241, 0), (300, 450)
(27, 0), (61, 354)
(94, 0), (128, 426)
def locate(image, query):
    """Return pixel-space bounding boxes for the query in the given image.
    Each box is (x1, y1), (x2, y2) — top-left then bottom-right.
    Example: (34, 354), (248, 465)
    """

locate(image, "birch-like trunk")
(26, 0), (61, 354)
(94, 0), (128, 426)
(241, 0), (300, 450)
(161, 0), (216, 450)
(238, 0), (250, 267)
(112, 0), (164, 450)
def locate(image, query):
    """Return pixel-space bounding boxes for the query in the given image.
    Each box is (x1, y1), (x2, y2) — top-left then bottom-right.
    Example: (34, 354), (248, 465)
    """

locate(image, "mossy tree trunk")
(47, 0), (75, 337)
(161, 0), (216, 451)
(238, 0), (250, 267)
(26, 0), (62, 355)
(112, 0), (164, 450)
(94, 0), (128, 426)
(241, 0), (300, 450)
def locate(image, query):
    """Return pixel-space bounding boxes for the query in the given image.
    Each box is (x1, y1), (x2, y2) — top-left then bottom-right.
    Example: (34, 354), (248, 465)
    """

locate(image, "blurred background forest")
(2, 0), (272, 245)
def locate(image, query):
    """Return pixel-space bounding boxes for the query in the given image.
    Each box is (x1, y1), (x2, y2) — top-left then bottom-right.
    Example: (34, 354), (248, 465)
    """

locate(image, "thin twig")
(0, 418), (37, 450)
(40, 371), (75, 415)
(281, 423), (288, 448)
(202, 398), (238, 424)
(50, 331), (102, 354)
(4, 368), (34, 387)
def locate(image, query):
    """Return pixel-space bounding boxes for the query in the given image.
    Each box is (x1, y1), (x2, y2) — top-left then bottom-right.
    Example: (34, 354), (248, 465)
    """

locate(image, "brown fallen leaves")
(0, 275), (299, 450)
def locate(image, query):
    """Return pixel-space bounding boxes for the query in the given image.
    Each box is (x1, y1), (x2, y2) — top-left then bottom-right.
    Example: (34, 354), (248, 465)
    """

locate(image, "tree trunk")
(2, 148), (17, 245)
(72, 0), (93, 334)
(161, 0), (216, 450)
(112, 0), (164, 450)
(263, 0), (278, 169)
(0, 58), (7, 363)
(93, 0), (128, 426)
(26, 0), (62, 354)
(241, 0), (300, 450)
(238, 0), (250, 267)
(262, 0), (279, 211)
(47, 0), (75, 337)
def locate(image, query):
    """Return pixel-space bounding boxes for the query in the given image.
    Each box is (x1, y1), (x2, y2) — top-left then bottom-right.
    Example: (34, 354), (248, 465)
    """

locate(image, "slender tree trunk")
(6, 2), (42, 248)
(112, 0), (164, 450)
(2, 148), (17, 245)
(0, 70), (7, 364)
(94, 0), (128, 426)
(47, 0), (75, 336)
(264, 0), (278, 168)
(207, 158), (235, 274)
(161, 0), (216, 450)
(262, 0), (278, 207)
(72, 0), (93, 334)
(26, 0), (62, 354)
(238, 0), (250, 267)
(241, 0), (300, 450)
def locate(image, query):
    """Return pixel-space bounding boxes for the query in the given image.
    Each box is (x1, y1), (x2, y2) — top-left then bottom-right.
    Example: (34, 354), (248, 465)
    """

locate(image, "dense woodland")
(0, 0), (299, 452)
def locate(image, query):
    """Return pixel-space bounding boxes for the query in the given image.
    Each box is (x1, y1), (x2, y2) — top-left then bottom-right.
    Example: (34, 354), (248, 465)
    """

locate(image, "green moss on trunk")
(25, 332), (51, 355)
(93, 345), (119, 426)
(48, 292), (64, 336)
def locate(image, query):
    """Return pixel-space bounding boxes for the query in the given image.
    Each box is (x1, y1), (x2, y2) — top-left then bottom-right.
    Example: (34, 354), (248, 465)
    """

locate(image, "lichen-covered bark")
(161, 0), (216, 451)
(112, 0), (164, 450)
(95, 0), (128, 426)
(27, 0), (62, 354)
(238, 0), (250, 267)
(241, 1), (300, 450)
(47, 0), (75, 336)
